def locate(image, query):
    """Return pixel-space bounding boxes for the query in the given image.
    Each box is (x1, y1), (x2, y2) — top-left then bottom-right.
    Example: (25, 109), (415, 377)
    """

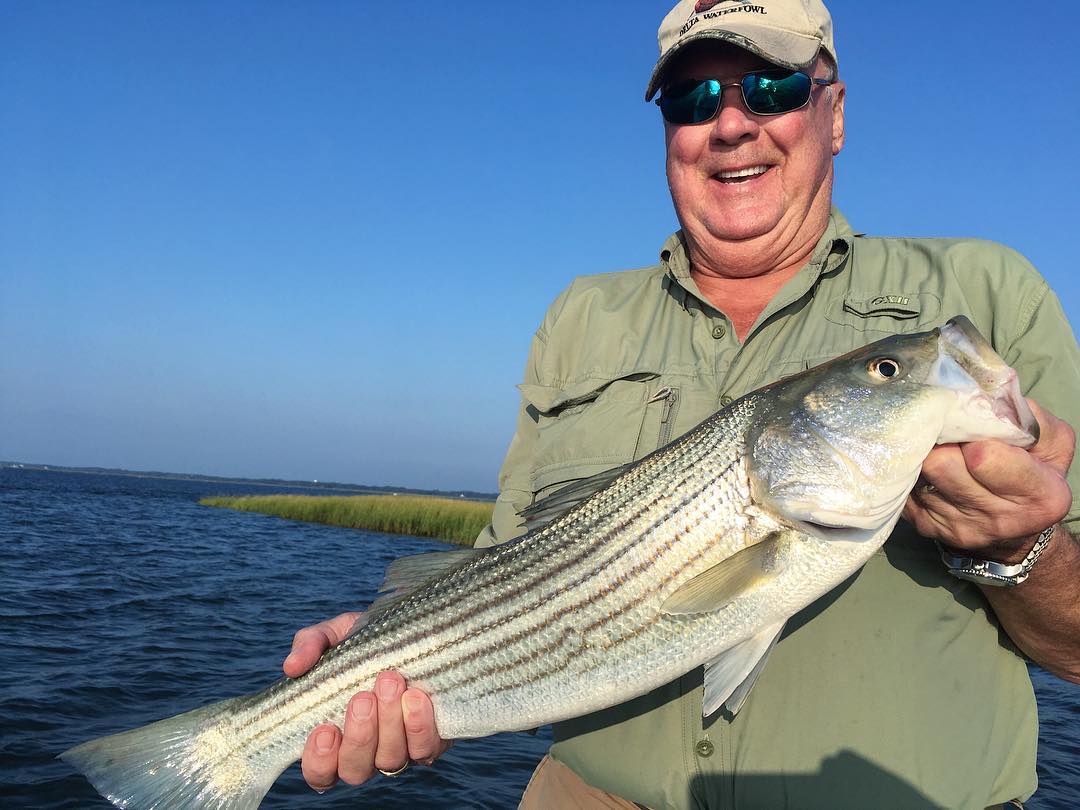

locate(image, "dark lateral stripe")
(237, 435), (740, 743)
(362, 428), (730, 656)
(427, 481), (726, 696)
(317, 442), (732, 685)
(360, 448), (736, 694)
(403, 459), (734, 687)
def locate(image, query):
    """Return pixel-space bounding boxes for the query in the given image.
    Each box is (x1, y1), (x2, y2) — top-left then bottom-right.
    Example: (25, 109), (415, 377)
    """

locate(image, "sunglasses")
(657, 69), (834, 125)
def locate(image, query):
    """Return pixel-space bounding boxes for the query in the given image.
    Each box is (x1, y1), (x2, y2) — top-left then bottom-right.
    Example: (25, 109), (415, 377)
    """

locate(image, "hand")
(283, 612), (452, 792)
(903, 400), (1075, 562)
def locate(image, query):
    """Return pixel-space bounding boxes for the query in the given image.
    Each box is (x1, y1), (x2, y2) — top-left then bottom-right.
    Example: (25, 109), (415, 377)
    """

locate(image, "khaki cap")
(645, 0), (838, 100)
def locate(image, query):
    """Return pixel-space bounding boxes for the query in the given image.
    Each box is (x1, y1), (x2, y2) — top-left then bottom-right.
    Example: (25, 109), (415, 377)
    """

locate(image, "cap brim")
(645, 25), (822, 100)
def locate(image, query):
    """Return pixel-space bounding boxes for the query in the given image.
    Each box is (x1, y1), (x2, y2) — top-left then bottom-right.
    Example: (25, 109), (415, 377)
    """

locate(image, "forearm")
(982, 524), (1080, 683)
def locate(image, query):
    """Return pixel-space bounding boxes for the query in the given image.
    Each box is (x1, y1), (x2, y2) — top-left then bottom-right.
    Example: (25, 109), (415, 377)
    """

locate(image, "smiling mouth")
(713, 165), (771, 183)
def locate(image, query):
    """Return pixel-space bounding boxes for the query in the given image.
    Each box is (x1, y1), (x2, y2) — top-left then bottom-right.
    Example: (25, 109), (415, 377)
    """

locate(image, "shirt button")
(711, 324), (727, 339)
(695, 738), (714, 758)
(720, 395), (733, 406)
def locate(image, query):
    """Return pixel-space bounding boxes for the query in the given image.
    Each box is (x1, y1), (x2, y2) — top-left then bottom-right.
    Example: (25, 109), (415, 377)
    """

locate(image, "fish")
(61, 316), (1039, 809)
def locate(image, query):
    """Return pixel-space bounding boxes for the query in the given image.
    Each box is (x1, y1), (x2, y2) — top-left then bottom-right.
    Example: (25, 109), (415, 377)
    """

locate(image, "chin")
(695, 191), (782, 236)
(704, 211), (782, 242)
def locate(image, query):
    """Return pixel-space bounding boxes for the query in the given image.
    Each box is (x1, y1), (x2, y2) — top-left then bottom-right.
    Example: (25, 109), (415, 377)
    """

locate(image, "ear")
(830, 81), (846, 155)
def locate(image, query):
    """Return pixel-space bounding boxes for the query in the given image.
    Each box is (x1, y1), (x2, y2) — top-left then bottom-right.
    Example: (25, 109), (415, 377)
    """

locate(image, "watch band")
(937, 525), (1056, 587)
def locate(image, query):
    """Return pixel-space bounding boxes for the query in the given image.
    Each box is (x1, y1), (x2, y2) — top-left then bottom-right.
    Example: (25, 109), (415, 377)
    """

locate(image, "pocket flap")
(519, 372), (659, 414)
(843, 293), (921, 320)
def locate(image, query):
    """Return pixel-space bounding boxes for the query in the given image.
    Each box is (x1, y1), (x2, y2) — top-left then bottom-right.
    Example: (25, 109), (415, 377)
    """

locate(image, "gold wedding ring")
(377, 761), (410, 777)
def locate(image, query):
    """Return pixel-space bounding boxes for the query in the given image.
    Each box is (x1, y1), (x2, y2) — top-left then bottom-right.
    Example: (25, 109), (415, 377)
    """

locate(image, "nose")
(711, 85), (759, 144)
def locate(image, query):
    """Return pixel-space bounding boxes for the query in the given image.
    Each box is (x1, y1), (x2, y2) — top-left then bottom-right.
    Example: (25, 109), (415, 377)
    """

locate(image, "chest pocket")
(824, 291), (942, 334)
(520, 373), (661, 501)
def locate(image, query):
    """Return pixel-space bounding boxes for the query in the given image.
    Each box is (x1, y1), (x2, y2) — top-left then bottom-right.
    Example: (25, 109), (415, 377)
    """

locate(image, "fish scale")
(62, 317), (1041, 809)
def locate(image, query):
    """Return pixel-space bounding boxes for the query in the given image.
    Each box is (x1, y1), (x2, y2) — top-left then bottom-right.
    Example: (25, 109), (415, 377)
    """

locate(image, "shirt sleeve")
(1001, 279), (1080, 531)
(474, 284), (578, 548)
(473, 333), (544, 548)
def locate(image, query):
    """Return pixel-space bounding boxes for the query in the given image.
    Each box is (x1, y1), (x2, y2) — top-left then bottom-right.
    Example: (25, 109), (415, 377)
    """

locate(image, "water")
(0, 468), (549, 808)
(1, 467), (1077, 809)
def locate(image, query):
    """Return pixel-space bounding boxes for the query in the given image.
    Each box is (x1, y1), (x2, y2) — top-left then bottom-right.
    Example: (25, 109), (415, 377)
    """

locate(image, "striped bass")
(62, 316), (1039, 809)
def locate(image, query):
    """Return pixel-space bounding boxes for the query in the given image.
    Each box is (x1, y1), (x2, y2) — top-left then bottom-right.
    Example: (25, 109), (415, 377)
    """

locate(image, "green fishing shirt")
(475, 209), (1080, 810)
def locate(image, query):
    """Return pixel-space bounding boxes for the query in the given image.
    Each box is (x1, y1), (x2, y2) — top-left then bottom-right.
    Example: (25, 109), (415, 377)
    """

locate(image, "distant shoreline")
(0, 461), (497, 502)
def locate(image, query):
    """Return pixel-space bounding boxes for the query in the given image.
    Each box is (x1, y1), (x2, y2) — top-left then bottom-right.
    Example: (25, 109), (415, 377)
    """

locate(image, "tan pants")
(519, 755), (649, 810)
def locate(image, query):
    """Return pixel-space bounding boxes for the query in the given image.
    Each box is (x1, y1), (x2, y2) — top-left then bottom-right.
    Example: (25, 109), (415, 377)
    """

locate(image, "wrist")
(937, 525), (1057, 588)
(937, 530), (1045, 567)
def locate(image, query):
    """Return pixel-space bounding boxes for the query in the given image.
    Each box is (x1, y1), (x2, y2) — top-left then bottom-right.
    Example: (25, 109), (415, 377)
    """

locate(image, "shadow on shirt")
(688, 750), (948, 809)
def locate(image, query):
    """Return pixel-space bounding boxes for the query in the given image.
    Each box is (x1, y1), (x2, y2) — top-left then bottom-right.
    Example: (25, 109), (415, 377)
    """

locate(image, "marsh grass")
(200, 494), (493, 546)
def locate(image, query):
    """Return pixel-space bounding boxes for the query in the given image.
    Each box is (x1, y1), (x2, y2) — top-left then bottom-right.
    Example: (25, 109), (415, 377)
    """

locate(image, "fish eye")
(868, 358), (901, 380)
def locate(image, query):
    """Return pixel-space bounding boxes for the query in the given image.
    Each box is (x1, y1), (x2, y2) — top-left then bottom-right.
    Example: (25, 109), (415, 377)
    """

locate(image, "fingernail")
(376, 677), (400, 700)
(403, 692), (423, 713)
(352, 695), (374, 720)
(315, 729), (335, 754)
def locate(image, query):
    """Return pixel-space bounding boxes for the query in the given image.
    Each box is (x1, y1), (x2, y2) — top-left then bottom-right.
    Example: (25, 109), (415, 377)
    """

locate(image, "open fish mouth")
(937, 317), (1039, 445)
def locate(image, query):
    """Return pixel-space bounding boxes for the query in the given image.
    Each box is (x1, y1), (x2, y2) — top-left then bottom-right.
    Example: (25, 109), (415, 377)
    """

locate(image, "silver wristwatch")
(936, 526), (1056, 587)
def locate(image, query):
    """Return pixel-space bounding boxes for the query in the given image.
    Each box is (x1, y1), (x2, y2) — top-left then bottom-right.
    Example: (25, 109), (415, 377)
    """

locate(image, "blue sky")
(2, 1), (1078, 492)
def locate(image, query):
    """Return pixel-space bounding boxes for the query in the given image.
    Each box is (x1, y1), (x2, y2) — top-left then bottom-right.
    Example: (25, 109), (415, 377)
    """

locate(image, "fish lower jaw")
(940, 391), (1038, 446)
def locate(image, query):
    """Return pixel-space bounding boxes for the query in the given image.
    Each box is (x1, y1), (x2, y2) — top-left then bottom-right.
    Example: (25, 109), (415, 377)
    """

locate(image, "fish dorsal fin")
(518, 462), (633, 530)
(660, 533), (783, 615)
(702, 621), (785, 717)
(349, 548), (482, 635)
(379, 549), (481, 596)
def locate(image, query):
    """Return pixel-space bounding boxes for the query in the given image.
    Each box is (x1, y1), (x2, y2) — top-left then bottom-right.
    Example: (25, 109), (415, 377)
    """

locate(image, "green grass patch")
(200, 494), (493, 547)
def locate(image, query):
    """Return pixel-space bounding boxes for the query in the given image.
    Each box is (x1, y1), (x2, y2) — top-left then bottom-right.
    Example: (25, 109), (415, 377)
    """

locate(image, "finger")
(338, 692), (378, 785)
(910, 441), (1070, 547)
(920, 442), (1042, 512)
(322, 611), (364, 642)
(903, 490), (952, 540)
(284, 612), (362, 678)
(918, 444), (977, 496)
(958, 441), (1039, 498)
(301, 723), (342, 793)
(402, 688), (447, 766)
(1027, 400), (1077, 473)
(956, 437), (1072, 529)
(373, 672), (409, 773)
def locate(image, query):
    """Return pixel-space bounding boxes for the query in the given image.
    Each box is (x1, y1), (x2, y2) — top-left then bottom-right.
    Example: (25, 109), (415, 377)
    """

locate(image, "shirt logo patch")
(870, 295), (911, 307)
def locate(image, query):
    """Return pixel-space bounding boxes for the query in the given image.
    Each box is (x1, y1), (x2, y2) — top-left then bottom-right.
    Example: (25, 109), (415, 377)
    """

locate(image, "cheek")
(665, 129), (709, 200)
(769, 116), (833, 181)
(665, 125), (706, 168)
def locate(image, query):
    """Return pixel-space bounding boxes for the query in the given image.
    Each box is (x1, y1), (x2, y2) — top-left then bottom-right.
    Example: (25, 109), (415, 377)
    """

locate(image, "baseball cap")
(645, 0), (838, 101)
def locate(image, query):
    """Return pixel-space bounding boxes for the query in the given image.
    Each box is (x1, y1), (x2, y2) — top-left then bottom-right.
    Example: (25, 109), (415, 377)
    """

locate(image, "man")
(286, 1), (1080, 807)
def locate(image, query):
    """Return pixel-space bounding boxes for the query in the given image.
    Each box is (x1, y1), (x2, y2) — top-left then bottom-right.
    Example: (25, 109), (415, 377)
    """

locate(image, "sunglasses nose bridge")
(693, 80), (750, 124)
(709, 83), (761, 140)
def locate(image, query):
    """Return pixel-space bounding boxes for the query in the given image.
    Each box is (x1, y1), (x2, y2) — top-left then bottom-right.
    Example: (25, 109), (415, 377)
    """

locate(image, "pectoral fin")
(702, 621), (785, 717)
(660, 533), (783, 615)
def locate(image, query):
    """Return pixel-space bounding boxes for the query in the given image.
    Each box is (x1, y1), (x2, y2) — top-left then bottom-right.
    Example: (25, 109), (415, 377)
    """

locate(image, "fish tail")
(60, 695), (282, 809)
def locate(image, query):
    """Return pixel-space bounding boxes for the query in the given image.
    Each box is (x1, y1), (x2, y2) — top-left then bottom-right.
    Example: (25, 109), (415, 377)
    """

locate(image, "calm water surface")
(1, 468), (1077, 808)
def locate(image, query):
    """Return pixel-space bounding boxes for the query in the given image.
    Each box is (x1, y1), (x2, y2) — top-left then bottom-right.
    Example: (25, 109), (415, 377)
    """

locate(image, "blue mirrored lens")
(658, 79), (722, 125)
(741, 70), (811, 115)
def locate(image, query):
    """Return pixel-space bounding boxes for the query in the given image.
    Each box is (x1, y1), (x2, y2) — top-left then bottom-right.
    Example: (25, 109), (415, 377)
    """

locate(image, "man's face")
(663, 43), (845, 253)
